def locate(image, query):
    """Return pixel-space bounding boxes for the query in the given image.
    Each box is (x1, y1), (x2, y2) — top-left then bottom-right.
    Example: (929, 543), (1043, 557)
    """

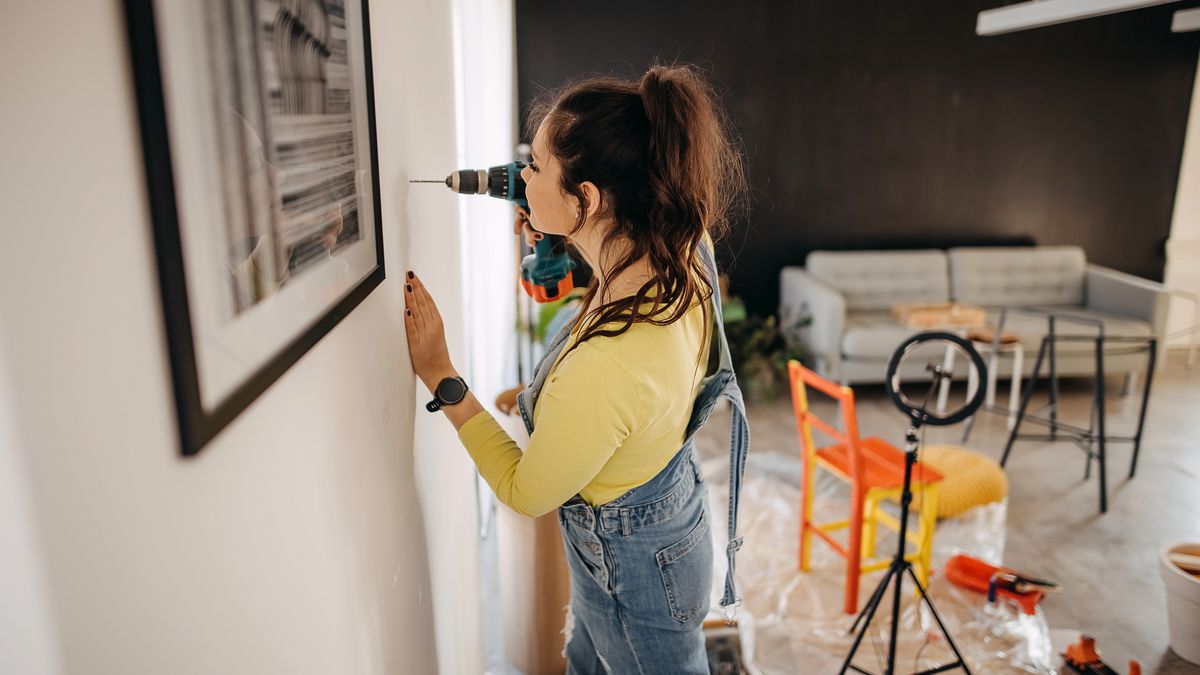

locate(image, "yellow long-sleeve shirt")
(457, 239), (715, 517)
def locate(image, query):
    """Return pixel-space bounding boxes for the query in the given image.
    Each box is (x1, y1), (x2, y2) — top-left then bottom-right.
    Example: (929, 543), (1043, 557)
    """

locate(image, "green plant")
(725, 308), (814, 403)
(514, 288), (586, 344)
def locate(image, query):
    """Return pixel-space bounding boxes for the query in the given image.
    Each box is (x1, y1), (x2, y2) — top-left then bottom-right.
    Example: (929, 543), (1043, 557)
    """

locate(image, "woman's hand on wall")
(403, 270), (455, 392)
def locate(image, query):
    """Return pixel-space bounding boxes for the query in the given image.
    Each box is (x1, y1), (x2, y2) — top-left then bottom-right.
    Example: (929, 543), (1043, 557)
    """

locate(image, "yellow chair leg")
(797, 377), (816, 573)
(862, 493), (879, 559)
(800, 460), (815, 572)
(915, 483), (940, 590)
(801, 526), (812, 571)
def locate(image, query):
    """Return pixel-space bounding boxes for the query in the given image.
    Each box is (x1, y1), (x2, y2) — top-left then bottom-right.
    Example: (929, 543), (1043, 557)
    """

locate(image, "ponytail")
(638, 64), (743, 259)
(527, 62), (748, 364)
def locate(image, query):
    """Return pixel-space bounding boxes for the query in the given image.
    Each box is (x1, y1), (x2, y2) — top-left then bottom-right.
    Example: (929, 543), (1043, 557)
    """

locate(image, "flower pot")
(1160, 543), (1200, 665)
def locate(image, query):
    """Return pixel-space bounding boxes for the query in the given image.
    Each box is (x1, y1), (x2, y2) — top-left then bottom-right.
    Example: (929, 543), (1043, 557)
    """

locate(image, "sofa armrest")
(779, 267), (846, 376)
(1085, 264), (1170, 361)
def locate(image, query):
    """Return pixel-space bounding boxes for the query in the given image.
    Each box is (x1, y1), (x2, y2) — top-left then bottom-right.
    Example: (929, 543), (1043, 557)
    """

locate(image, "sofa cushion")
(839, 306), (1152, 363)
(840, 310), (947, 362)
(806, 250), (949, 311)
(949, 246), (1086, 307)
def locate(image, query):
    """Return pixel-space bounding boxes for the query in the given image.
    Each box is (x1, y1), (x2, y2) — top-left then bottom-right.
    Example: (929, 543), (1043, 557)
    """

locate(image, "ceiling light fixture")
(977, 0), (1180, 36)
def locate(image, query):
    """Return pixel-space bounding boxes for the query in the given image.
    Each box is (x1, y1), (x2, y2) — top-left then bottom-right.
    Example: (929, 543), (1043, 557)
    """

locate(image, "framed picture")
(124, 0), (385, 456)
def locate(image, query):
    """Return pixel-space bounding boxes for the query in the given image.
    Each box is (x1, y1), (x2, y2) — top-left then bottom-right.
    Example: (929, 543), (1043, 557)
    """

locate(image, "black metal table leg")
(1049, 315), (1059, 441)
(1001, 336), (1048, 468)
(1130, 338), (1157, 479)
(1095, 336), (1107, 514)
(992, 309), (1154, 516)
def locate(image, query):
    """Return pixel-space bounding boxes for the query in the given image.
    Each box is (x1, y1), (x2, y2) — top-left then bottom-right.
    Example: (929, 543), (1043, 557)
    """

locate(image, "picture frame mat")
(152, 0), (382, 412)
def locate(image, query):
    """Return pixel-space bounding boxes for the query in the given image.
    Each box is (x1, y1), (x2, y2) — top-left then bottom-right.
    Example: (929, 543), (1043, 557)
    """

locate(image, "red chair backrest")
(787, 360), (865, 485)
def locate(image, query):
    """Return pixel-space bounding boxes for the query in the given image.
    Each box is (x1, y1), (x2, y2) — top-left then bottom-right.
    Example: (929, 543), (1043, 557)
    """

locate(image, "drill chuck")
(447, 169), (489, 195)
(445, 163), (527, 206)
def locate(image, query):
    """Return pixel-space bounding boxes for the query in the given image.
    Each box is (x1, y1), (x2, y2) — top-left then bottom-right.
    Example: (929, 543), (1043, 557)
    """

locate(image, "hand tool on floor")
(411, 162), (577, 302)
(1062, 635), (1141, 675)
(986, 570), (1060, 597)
(703, 618), (747, 674)
(946, 554), (1057, 615)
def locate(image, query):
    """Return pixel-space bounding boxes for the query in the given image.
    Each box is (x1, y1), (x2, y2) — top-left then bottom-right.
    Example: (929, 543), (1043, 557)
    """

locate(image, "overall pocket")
(655, 506), (713, 623)
(559, 511), (610, 591)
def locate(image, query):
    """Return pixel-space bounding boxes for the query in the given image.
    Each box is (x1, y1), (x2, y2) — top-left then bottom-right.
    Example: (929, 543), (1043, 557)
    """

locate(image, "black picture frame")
(123, 0), (386, 457)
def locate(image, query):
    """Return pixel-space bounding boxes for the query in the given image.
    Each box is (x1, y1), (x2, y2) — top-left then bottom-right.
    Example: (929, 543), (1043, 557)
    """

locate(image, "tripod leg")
(1130, 338), (1156, 479)
(887, 556), (905, 675)
(849, 560), (894, 635)
(906, 566), (974, 675)
(1001, 337), (1047, 468)
(840, 562), (897, 674)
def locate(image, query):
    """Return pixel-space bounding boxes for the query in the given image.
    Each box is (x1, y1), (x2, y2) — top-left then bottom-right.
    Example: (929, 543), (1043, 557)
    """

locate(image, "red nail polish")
(406, 284), (412, 292)
(407, 271), (414, 279)
(406, 309), (411, 316)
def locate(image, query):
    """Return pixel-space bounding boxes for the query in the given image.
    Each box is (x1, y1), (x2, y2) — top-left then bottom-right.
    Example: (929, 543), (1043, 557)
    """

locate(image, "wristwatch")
(426, 375), (469, 412)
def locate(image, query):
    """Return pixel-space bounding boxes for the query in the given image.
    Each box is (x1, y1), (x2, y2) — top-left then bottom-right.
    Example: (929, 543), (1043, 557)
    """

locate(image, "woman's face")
(520, 121), (581, 238)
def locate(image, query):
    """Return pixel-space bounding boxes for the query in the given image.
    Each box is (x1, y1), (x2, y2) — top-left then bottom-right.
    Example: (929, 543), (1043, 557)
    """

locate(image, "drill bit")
(411, 171), (485, 195)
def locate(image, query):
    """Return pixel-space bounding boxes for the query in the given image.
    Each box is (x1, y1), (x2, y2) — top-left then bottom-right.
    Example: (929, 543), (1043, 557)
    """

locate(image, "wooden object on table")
(966, 326), (1020, 345)
(891, 302), (986, 329)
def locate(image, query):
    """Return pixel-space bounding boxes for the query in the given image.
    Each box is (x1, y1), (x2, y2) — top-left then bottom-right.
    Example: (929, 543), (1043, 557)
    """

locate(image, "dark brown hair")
(527, 63), (748, 368)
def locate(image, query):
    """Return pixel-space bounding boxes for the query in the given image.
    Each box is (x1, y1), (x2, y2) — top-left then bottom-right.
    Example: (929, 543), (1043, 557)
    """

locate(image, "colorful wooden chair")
(788, 360), (944, 615)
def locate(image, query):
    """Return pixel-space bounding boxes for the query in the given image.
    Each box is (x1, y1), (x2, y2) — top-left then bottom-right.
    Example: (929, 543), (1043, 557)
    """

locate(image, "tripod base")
(840, 559), (973, 675)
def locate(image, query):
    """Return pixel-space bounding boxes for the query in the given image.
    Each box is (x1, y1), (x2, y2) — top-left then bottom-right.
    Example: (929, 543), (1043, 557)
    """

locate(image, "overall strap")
(696, 240), (750, 612)
(520, 240), (750, 612)
(515, 306), (577, 436)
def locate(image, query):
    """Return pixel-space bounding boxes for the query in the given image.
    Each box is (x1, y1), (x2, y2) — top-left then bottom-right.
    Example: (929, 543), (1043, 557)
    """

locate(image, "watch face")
(437, 377), (466, 402)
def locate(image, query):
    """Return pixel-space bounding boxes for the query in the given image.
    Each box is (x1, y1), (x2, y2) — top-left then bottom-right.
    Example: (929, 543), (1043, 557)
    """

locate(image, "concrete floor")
(693, 350), (1200, 674)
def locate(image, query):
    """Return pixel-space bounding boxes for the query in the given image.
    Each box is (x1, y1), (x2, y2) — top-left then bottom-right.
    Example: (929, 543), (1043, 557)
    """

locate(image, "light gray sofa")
(779, 246), (1169, 385)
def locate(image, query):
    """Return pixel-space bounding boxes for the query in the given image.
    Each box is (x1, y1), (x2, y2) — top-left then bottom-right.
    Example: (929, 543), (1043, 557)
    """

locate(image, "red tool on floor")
(1062, 635), (1141, 675)
(944, 554), (1058, 615)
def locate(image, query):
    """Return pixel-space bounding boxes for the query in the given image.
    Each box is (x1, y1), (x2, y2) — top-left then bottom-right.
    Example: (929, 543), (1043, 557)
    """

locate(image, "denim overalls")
(515, 240), (750, 674)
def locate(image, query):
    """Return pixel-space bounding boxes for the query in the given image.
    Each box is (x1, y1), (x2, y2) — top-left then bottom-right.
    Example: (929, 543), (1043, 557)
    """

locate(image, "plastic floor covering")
(701, 451), (1056, 674)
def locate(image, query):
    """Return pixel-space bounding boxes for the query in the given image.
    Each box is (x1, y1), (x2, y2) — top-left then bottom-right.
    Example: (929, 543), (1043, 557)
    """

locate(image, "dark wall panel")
(515, 1), (1199, 316)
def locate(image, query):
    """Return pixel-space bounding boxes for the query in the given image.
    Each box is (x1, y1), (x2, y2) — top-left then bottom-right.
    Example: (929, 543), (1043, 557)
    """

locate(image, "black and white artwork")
(125, 0), (385, 456)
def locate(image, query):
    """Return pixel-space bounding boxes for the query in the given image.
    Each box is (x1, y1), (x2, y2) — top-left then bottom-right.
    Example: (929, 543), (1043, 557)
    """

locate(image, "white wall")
(454, 0), (519, 427)
(449, 1), (523, 670)
(0, 335), (61, 675)
(373, 0), (488, 670)
(0, 1), (483, 673)
(1166, 48), (1200, 349)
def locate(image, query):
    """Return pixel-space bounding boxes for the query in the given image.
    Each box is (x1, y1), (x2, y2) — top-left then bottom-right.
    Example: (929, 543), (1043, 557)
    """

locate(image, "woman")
(403, 63), (751, 674)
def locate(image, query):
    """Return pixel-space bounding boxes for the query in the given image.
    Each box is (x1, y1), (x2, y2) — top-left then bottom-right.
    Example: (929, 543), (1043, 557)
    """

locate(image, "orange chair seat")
(815, 436), (944, 490)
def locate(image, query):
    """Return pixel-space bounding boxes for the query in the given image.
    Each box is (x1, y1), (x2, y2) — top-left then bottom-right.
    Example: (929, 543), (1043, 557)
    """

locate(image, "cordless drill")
(412, 162), (576, 303)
